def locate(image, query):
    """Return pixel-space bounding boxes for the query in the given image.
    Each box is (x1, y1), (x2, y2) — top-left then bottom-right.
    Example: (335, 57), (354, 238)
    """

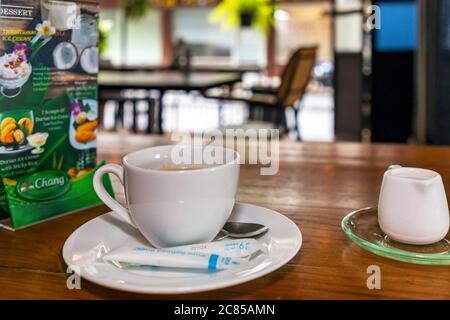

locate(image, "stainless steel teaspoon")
(214, 222), (269, 241)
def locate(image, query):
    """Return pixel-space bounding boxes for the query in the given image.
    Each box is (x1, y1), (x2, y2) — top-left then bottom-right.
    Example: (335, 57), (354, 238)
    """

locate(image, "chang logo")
(17, 170), (71, 201)
(34, 176), (65, 189)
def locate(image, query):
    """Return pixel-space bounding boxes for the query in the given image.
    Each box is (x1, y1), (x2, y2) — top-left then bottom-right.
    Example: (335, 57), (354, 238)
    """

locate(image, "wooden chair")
(204, 46), (317, 140)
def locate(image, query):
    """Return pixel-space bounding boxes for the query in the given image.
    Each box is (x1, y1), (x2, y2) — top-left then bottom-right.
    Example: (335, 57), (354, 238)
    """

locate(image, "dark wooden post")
(266, 25), (277, 77)
(161, 9), (173, 66)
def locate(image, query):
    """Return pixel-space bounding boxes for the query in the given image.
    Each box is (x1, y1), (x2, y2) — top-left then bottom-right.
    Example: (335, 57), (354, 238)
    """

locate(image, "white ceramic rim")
(387, 167), (439, 181)
(122, 144), (240, 175)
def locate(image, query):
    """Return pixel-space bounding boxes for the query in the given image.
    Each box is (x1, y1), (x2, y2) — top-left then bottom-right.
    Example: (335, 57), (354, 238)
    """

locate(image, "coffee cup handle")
(93, 164), (137, 227)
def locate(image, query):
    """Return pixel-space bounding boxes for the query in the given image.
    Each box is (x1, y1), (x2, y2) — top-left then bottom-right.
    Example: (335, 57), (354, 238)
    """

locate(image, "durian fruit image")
(1, 122), (16, 144)
(75, 119), (97, 144)
(1, 117), (15, 131)
(13, 129), (25, 144)
(0, 111), (33, 149)
(67, 167), (78, 179)
(67, 166), (93, 180)
(0, 116), (33, 145)
(18, 117), (33, 133)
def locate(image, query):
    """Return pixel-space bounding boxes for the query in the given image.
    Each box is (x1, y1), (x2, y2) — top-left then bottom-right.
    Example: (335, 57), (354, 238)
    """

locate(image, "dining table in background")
(2, 132), (450, 299)
(99, 64), (262, 75)
(98, 71), (242, 134)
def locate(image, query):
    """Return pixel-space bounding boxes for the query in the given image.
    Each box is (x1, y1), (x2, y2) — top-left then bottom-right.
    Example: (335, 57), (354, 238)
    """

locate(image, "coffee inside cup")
(157, 164), (209, 171)
(135, 160), (213, 171)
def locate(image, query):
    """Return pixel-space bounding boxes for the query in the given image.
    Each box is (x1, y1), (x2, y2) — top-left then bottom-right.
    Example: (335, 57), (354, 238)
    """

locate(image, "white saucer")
(62, 202), (302, 294)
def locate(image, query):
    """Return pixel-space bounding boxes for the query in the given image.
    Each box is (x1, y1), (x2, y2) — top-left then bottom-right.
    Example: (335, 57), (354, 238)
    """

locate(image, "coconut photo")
(80, 46), (99, 74)
(52, 42), (78, 70)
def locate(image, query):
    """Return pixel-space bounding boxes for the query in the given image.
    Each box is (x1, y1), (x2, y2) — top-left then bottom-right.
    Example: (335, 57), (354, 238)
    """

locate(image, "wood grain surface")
(2, 132), (450, 299)
(98, 71), (242, 91)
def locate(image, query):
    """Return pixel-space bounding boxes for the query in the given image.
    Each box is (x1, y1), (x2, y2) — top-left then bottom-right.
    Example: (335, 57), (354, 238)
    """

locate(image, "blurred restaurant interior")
(97, 0), (449, 145)
(4, 0), (450, 300)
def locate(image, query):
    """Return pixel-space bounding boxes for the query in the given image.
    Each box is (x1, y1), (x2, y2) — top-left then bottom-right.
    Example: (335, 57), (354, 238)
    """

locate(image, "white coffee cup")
(93, 145), (240, 248)
(378, 165), (449, 245)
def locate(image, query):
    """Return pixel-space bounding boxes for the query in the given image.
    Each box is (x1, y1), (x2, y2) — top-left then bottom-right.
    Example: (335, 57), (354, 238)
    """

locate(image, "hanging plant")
(122, 0), (150, 19)
(208, 0), (276, 34)
(98, 20), (109, 57)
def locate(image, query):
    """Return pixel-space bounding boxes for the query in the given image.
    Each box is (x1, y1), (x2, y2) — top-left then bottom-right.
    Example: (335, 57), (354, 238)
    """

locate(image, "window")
(172, 8), (266, 66)
(101, 9), (162, 65)
(276, 3), (333, 64)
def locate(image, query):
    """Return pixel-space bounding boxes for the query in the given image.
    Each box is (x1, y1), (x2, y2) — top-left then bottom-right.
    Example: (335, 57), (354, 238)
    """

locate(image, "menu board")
(0, 0), (113, 229)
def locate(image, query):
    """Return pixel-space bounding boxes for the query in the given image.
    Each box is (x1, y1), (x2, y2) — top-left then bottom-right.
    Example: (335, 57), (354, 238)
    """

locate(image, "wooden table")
(2, 133), (450, 299)
(99, 71), (242, 133)
(100, 64), (262, 75)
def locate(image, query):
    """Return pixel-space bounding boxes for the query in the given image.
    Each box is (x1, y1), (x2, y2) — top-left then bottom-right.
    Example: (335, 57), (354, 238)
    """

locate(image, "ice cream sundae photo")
(0, 44), (32, 98)
(27, 132), (49, 154)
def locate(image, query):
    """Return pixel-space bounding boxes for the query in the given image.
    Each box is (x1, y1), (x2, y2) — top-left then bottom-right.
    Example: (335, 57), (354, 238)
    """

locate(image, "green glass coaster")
(342, 207), (450, 265)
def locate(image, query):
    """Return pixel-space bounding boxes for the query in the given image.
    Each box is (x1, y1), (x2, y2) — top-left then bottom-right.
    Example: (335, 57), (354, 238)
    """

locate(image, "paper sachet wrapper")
(102, 239), (263, 270)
